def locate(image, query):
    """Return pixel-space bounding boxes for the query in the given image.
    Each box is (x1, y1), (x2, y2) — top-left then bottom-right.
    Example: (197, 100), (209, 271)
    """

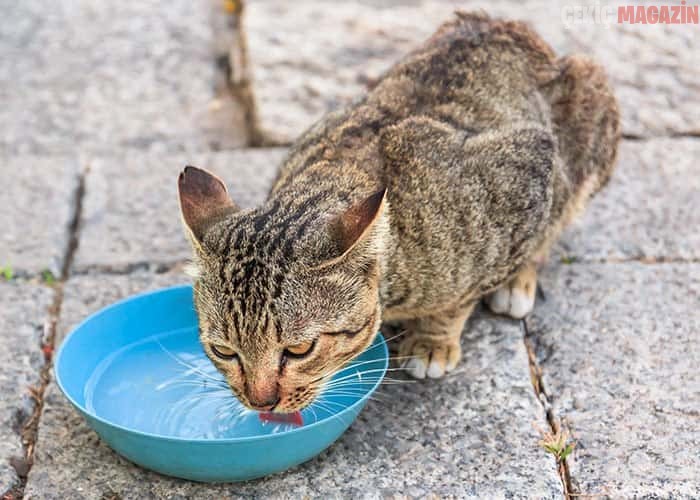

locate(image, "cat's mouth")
(235, 387), (319, 414)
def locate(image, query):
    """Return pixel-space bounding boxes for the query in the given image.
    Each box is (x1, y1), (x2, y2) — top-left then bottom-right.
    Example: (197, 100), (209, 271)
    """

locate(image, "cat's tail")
(542, 54), (621, 225)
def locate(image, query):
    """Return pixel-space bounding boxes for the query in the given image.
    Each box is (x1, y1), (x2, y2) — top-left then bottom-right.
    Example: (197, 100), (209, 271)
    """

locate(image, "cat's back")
(373, 11), (560, 129)
(273, 12), (561, 193)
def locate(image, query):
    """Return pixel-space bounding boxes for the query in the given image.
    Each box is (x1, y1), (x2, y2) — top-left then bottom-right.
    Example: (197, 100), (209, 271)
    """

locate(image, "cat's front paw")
(486, 264), (537, 319)
(486, 286), (534, 319)
(399, 334), (461, 379)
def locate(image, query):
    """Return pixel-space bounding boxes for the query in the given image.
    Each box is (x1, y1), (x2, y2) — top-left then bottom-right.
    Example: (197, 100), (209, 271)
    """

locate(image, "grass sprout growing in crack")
(41, 269), (56, 285)
(539, 427), (575, 462)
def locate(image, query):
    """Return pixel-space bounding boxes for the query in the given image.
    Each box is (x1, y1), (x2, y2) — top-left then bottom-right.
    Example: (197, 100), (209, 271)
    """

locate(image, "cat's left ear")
(316, 188), (388, 268)
(178, 166), (238, 248)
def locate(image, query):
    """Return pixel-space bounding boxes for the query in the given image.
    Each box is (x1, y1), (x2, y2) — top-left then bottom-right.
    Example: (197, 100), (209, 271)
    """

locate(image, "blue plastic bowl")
(55, 285), (388, 482)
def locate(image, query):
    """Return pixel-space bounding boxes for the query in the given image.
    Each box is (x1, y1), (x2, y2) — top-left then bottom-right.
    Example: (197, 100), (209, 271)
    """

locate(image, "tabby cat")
(178, 13), (619, 412)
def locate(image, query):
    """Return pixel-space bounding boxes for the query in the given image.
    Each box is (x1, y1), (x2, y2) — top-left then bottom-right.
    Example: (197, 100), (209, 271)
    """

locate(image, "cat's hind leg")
(485, 262), (537, 319)
(399, 302), (476, 379)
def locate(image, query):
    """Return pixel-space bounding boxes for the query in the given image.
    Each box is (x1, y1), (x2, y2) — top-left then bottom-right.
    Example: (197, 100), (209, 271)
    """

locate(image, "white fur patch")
(487, 287), (534, 319)
(183, 262), (201, 279)
(427, 360), (446, 379)
(404, 358), (427, 379)
(487, 288), (511, 315)
(509, 288), (534, 319)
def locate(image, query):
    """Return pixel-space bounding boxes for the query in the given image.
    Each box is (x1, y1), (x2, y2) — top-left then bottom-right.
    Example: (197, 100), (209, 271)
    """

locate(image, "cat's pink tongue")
(258, 411), (303, 427)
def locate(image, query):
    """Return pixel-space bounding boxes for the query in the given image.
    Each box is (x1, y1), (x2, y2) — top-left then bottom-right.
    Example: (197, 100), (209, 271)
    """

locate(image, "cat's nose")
(246, 382), (280, 411)
(247, 394), (280, 411)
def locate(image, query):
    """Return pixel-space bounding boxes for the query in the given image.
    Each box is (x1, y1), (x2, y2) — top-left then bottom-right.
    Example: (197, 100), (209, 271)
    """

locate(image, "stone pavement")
(531, 263), (700, 497)
(74, 148), (286, 272)
(0, 284), (54, 493)
(242, 0), (700, 143)
(1, 0), (699, 498)
(0, 1), (246, 156)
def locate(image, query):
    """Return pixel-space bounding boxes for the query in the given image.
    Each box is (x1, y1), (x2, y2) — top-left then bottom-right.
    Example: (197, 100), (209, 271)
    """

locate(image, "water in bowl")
(83, 327), (379, 439)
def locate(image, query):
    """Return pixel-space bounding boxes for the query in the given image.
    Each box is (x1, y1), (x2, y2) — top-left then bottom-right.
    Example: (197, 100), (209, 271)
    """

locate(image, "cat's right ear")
(178, 166), (238, 247)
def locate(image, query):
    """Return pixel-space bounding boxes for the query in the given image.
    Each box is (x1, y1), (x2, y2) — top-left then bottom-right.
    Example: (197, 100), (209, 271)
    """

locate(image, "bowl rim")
(54, 284), (388, 444)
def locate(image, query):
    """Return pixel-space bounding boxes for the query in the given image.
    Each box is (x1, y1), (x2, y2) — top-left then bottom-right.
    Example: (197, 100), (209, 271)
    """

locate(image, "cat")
(178, 12), (619, 412)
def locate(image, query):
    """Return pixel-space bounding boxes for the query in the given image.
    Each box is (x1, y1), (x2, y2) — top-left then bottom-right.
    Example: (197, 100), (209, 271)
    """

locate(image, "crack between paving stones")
(10, 166), (88, 500)
(521, 318), (575, 499)
(71, 260), (189, 277)
(561, 255), (700, 265)
(223, 0), (287, 148)
(622, 132), (700, 141)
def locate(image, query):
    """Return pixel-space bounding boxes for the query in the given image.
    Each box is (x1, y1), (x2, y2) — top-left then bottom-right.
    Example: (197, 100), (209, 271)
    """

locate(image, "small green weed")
(0, 265), (13, 281)
(560, 255), (578, 265)
(539, 428), (575, 462)
(41, 269), (57, 285)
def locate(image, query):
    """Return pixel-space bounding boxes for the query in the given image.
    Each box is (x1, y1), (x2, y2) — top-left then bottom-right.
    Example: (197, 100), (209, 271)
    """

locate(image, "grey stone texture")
(0, 282), (54, 493)
(0, 157), (79, 276)
(75, 148), (287, 271)
(554, 138), (700, 262)
(243, 0), (700, 142)
(531, 263), (700, 497)
(25, 271), (563, 498)
(0, 1), (247, 156)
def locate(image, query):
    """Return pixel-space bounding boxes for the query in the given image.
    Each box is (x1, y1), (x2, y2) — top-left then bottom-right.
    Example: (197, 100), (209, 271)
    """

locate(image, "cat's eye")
(210, 344), (238, 360)
(284, 340), (316, 358)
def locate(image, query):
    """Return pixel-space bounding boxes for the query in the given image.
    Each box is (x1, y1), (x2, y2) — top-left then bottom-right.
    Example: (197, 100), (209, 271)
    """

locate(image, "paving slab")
(557, 1), (700, 139)
(74, 148), (287, 272)
(554, 137), (700, 262)
(0, 282), (54, 494)
(0, 157), (79, 276)
(26, 271), (562, 498)
(530, 262), (700, 497)
(241, 0), (699, 142)
(0, 1), (246, 156)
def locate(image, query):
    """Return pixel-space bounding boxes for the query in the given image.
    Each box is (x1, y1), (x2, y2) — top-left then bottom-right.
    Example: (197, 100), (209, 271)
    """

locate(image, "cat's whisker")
(314, 398), (348, 411)
(307, 404), (320, 424)
(314, 374), (414, 389)
(322, 366), (403, 384)
(175, 394), (236, 411)
(157, 379), (231, 391)
(312, 399), (351, 428)
(323, 384), (395, 396)
(325, 372), (413, 383)
(155, 380), (230, 392)
(215, 403), (248, 421)
(307, 399), (335, 418)
(342, 354), (415, 372)
(156, 340), (226, 384)
(309, 350), (412, 386)
(214, 400), (250, 423)
(321, 389), (393, 404)
(316, 380), (411, 394)
(318, 367), (411, 389)
(315, 381), (414, 399)
(367, 329), (409, 349)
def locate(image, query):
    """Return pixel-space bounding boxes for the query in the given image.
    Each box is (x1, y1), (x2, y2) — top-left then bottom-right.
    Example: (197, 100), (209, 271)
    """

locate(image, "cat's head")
(178, 166), (387, 412)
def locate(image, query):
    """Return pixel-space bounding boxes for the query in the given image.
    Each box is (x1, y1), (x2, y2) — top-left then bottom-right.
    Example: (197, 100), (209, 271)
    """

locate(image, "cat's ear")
(316, 188), (388, 268)
(178, 166), (238, 246)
